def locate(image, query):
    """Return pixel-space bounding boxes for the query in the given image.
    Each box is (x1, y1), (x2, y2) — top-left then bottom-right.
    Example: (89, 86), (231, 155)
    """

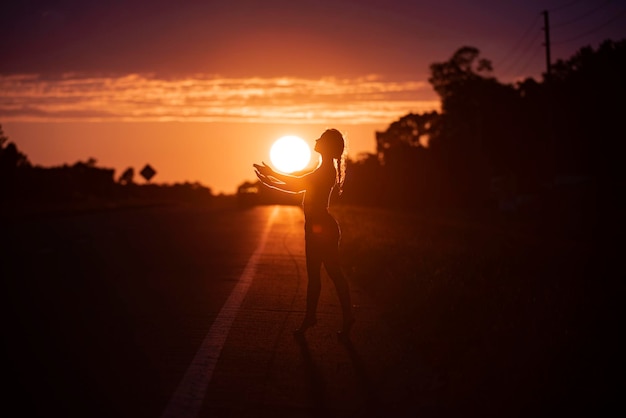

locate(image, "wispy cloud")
(0, 73), (439, 124)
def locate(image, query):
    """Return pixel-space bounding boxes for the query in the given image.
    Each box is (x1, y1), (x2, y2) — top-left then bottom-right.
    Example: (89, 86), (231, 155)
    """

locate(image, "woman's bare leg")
(324, 259), (354, 333)
(295, 252), (322, 334)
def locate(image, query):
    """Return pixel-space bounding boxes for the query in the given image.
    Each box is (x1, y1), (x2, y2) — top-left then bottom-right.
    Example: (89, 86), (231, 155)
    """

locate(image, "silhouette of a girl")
(254, 129), (354, 337)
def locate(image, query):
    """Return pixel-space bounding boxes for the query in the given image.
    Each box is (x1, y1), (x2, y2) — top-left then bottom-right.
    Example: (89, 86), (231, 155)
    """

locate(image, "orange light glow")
(269, 136), (311, 173)
(1, 73), (440, 194)
(0, 74), (439, 124)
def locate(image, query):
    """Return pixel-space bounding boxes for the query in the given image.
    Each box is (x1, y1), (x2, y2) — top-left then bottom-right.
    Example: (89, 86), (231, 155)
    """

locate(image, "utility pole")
(543, 10), (552, 81)
(542, 10), (554, 181)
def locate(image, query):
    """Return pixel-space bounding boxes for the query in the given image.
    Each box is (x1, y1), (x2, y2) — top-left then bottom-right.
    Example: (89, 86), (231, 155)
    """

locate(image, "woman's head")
(315, 129), (344, 159)
(315, 128), (347, 195)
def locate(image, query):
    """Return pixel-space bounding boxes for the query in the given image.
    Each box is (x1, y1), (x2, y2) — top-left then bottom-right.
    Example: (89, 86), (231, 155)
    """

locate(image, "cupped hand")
(253, 162), (274, 177)
(254, 169), (266, 182)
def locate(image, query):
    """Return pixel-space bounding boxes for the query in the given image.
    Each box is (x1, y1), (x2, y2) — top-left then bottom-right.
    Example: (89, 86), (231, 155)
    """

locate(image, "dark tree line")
(340, 39), (625, 215)
(0, 128), (213, 207)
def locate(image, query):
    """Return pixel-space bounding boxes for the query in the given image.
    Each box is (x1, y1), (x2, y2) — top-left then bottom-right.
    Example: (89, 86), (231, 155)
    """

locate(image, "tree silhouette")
(429, 46), (494, 109)
(0, 125), (30, 170)
(340, 39), (625, 212)
(0, 125), (31, 198)
(342, 153), (383, 207)
(0, 125), (7, 149)
(118, 167), (135, 185)
(373, 112), (441, 208)
(428, 46), (528, 207)
(548, 39), (625, 179)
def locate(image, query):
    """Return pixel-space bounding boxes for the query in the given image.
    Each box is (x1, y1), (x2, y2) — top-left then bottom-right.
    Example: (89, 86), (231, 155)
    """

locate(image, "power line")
(543, 10), (552, 79)
(552, 9), (626, 45)
(515, 48), (542, 78)
(495, 1), (625, 81)
(551, 0), (612, 29)
(548, 0), (582, 13)
(494, 14), (542, 69)
(498, 29), (543, 79)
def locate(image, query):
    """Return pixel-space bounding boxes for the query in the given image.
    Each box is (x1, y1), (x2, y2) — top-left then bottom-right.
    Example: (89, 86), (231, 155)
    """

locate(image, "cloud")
(0, 73), (440, 124)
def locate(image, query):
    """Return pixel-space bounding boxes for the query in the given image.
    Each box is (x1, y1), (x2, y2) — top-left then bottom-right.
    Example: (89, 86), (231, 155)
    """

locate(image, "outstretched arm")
(253, 162), (307, 193)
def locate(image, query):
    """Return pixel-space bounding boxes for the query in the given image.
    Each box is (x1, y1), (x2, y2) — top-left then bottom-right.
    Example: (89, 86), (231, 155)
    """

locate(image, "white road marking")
(161, 206), (279, 418)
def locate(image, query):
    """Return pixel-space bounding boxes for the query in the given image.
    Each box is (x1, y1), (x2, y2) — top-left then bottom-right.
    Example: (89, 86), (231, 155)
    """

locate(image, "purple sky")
(2, 0), (624, 81)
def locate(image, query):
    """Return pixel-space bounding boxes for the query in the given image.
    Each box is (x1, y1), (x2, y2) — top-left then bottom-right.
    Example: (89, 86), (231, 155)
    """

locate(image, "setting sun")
(269, 135), (311, 173)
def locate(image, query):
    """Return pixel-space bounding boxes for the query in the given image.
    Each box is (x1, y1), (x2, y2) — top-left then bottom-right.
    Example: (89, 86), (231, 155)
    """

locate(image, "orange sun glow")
(269, 135), (311, 173)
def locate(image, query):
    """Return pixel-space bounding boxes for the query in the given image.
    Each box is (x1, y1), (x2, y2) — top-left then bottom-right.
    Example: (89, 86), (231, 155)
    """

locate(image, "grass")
(332, 205), (617, 414)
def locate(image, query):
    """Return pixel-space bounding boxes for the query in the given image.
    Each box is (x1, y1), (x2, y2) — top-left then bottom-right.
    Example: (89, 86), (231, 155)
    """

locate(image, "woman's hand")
(253, 161), (305, 193)
(253, 162), (273, 185)
(253, 162), (274, 177)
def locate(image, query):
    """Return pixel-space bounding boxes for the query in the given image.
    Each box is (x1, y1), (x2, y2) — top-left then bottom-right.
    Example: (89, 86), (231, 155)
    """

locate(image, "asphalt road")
(4, 204), (416, 418)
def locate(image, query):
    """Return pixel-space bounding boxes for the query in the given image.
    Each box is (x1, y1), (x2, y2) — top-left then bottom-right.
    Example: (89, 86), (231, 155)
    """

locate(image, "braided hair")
(320, 128), (347, 196)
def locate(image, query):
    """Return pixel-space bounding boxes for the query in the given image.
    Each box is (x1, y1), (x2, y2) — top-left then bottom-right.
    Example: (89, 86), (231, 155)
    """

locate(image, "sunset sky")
(2, 0), (624, 194)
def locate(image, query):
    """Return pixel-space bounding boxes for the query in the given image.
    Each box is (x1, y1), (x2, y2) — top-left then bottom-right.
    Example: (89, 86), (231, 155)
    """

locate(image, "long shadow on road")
(294, 334), (329, 417)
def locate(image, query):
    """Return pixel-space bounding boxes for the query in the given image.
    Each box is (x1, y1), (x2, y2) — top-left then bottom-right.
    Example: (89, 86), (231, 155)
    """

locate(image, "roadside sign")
(140, 164), (156, 182)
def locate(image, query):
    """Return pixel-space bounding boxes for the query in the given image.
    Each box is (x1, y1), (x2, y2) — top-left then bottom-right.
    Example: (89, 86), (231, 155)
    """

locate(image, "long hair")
(321, 128), (347, 196)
